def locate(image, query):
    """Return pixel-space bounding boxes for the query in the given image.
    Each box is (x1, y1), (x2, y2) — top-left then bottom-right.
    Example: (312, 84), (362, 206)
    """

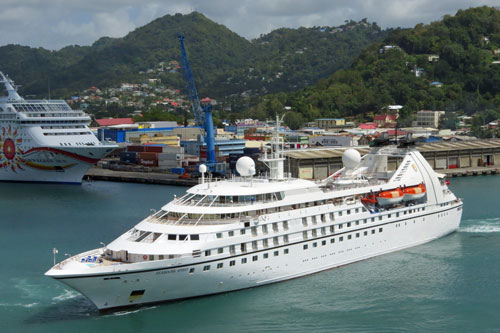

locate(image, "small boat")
(376, 188), (404, 205)
(403, 184), (426, 201)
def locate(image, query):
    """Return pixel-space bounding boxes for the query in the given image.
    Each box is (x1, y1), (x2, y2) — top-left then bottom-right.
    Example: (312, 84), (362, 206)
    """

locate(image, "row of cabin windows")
(145, 206), (426, 244)
(194, 225), (386, 273)
(43, 132), (92, 136)
(20, 119), (87, 124)
(205, 235), (290, 257)
(302, 227), (383, 249)
(214, 204), (424, 243)
(216, 221), (289, 239)
(302, 226), (335, 240)
(12, 103), (72, 112)
(334, 206), (426, 230)
(166, 234), (199, 241)
(188, 191), (285, 206)
(197, 248), (291, 273)
(176, 196), (368, 223)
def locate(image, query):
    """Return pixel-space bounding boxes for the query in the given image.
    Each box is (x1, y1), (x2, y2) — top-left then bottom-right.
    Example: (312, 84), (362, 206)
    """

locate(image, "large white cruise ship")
(0, 72), (116, 183)
(46, 126), (463, 311)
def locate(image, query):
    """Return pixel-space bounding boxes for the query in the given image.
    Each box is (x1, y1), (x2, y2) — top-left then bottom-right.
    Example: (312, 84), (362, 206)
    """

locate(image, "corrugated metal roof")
(284, 140), (500, 160)
(285, 147), (371, 160)
(416, 139), (500, 152)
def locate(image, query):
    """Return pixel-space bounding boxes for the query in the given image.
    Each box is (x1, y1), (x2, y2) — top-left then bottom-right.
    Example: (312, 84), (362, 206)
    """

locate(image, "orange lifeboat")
(403, 183), (426, 201)
(376, 188), (404, 205)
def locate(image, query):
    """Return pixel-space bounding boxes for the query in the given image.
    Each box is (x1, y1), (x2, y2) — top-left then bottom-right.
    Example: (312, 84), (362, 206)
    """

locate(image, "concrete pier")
(85, 167), (197, 186)
(440, 166), (500, 177)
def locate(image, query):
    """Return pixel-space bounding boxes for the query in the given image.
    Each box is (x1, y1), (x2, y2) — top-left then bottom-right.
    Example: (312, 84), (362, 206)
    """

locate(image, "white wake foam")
(0, 302), (39, 308)
(460, 217), (500, 233)
(52, 289), (79, 302)
(460, 225), (500, 233)
(111, 306), (158, 317)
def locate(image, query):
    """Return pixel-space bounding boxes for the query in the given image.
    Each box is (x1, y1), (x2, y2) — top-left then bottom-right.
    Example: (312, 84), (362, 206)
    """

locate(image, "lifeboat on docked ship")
(376, 188), (404, 205)
(403, 183), (426, 201)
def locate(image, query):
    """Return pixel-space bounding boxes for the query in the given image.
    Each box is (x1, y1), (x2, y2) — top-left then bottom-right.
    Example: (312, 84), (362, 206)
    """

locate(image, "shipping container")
(158, 159), (179, 166)
(144, 146), (164, 153)
(138, 158), (158, 167)
(172, 168), (185, 175)
(120, 151), (138, 159)
(161, 146), (184, 154)
(158, 153), (183, 161)
(121, 158), (138, 164)
(126, 145), (146, 152)
(243, 147), (261, 155)
(138, 152), (158, 160)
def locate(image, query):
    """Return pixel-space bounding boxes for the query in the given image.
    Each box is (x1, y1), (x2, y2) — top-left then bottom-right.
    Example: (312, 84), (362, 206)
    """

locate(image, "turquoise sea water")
(1, 177), (500, 332)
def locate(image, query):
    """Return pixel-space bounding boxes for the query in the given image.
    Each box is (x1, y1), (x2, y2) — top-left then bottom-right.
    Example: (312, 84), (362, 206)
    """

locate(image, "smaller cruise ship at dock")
(46, 121), (463, 310)
(0, 72), (116, 183)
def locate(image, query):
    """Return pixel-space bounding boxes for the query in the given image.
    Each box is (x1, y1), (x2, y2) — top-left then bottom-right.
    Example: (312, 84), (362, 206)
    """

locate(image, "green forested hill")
(0, 12), (386, 99)
(249, 6), (500, 128)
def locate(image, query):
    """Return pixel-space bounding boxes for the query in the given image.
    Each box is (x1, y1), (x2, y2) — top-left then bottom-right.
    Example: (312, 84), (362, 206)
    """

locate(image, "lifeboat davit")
(361, 193), (377, 205)
(376, 188), (404, 205)
(403, 183), (426, 201)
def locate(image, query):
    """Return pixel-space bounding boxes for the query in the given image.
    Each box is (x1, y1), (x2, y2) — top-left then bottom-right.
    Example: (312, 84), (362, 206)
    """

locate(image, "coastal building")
(98, 126), (202, 143)
(182, 139), (246, 157)
(315, 118), (346, 130)
(137, 121), (178, 129)
(129, 134), (180, 146)
(309, 135), (357, 147)
(285, 139), (500, 179)
(415, 110), (445, 128)
(225, 120), (267, 135)
(96, 118), (134, 127)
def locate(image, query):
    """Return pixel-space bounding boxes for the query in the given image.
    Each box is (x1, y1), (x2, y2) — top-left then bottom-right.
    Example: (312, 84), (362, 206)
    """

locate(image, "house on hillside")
(373, 114), (398, 126)
(428, 54), (439, 62)
(379, 45), (400, 54)
(201, 97), (217, 106)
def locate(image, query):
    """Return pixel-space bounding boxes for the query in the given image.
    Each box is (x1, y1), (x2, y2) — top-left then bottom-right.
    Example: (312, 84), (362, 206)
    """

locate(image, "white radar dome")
(236, 156), (256, 177)
(342, 149), (361, 169)
(198, 164), (207, 173)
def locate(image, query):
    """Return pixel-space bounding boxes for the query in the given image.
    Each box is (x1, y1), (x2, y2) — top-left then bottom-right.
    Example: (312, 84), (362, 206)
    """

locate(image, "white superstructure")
(46, 125), (463, 311)
(0, 72), (116, 183)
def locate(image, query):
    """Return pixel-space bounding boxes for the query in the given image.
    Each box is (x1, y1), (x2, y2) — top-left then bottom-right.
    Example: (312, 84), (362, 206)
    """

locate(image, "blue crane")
(178, 34), (222, 173)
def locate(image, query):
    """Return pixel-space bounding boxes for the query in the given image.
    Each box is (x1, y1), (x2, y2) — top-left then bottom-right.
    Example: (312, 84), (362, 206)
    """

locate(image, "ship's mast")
(260, 115), (285, 180)
(0, 72), (23, 101)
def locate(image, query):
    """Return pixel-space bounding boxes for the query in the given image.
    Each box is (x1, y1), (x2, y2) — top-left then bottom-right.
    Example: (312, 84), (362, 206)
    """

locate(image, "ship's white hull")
(52, 203), (462, 310)
(0, 145), (115, 184)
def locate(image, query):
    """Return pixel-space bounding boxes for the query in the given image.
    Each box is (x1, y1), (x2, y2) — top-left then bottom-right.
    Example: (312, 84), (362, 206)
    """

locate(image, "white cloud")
(0, 0), (497, 49)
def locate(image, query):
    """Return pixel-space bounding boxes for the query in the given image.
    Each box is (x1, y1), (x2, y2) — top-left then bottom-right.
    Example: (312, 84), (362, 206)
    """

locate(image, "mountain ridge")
(0, 12), (387, 100)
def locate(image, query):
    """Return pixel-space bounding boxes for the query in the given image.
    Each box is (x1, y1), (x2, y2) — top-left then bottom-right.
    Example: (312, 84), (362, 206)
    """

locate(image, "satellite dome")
(198, 164), (207, 173)
(342, 149), (361, 169)
(236, 156), (256, 177)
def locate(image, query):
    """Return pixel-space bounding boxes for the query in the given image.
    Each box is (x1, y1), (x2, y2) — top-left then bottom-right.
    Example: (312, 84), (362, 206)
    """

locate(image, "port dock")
(85, 139), (500, 185)
(85, 167), (197, 186)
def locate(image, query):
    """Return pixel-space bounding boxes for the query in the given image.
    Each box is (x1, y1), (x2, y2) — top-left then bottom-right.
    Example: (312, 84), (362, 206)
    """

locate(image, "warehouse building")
(285, 139), (500, 179)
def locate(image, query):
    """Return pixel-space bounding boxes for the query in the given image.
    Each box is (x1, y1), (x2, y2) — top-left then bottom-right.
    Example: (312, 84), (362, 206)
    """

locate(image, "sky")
(0, 0), (498, 50)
